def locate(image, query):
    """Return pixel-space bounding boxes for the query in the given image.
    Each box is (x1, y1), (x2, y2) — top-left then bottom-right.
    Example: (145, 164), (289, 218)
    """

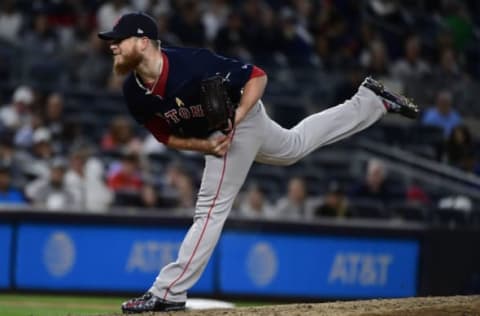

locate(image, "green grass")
(0, 294), (125, 316)
(0, 294), (270, 316)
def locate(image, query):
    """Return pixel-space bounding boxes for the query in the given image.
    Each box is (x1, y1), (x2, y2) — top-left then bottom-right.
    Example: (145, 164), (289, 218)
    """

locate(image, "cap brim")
(98, 30), (126, 41)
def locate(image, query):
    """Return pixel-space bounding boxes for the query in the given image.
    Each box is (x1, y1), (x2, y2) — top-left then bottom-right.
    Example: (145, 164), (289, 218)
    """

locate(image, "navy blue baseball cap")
(98, 12), (158, 41)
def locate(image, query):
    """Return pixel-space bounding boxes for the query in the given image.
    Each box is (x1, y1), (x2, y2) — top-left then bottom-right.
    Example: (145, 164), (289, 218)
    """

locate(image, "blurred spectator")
(156, 12), (181, 46)
(350, 158), (397, 204)
(312, 35), (333, 71)
(23, 12), (59, 56)
(240, 0), (265, 50)
(202, 0), (230, 43)
(431, 48), (465, 90)
(214, 12), (251, 60)
(405, 182), (430, 206)
(107, 152), (145, 207)
(64, 146), (112, 212)
(310, 0), (346, 42)
(164, 162), (195, 210)
(0, 166), (26, 206)
(140, 182), (159, 209)
(62, 12), (94, 53)
(276, 7), (315, 67)
(96, 0), (131, 33)
(61, 118), (86, 151)
(364, 0), (412, 58)
(273, 177), (317, 220)
(73, 31), (111, 89)
(0, 85), (34, 131)
(442, 1), (474, 51)
(44, 92), (66, 151)
(421, 90), (462, 138)
(2, 1), (480, 213)
(443, 125), (475, 168)
(437, 194), (473, 225)
(101, 115), (142, 153)
(314, 181), (351, 218)
(22, 127), (56, 179)
(391, 35), (431, 81)
(130, 0), (152, 12)
(0, 0), (22, 43)
(238, 184), (274, 219)
(247, 3), (279, 65)
(438, 195), (472, 212)
(14, 112), (44, 149)
(150, 0), (172, 17)
(0, 135), (28, 187)
(357, 22), (378, 59)
(456, 150), (480, 176)
(169, 1), (206, 47)
(25, 157), (76, 211)
(360, 39), (391, 79)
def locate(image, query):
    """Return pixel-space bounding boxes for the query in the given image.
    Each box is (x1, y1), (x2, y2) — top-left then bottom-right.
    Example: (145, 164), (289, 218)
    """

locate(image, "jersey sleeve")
(250, 65), (266, 79)
(144, 115), (171, 144)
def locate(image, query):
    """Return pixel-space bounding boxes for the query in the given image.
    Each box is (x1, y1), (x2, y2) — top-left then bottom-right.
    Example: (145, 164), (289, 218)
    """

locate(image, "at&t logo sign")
(246, 242), (278, 287)
(43, 232), (76, 277)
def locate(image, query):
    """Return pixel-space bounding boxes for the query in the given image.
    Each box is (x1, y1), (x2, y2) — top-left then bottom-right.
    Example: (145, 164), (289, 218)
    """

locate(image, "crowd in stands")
(0, 0), (479, 227)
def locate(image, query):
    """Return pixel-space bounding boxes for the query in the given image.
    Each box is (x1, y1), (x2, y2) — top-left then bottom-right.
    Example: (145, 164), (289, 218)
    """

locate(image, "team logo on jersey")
(175, 97), (185, 107)
(163, 104), (205, 124)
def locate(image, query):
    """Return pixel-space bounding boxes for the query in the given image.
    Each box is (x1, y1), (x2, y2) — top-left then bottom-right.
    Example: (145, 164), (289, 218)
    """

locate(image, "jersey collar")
(133, 51), (169, 98)
(152, 51), (169, 97)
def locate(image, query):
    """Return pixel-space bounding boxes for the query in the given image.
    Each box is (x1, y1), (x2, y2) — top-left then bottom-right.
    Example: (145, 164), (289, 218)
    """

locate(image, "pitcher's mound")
(176, 295), (480, 316)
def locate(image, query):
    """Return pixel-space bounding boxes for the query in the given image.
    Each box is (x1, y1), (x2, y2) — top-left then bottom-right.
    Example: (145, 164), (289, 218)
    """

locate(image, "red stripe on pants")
(163, 132), (234, 300)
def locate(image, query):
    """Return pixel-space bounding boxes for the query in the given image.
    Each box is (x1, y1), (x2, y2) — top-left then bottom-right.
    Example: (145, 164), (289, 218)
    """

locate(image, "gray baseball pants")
(149, 86), (386, 301)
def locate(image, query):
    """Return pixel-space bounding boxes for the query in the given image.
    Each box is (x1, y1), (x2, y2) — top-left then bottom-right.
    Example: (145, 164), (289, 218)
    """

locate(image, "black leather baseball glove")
(200, 75), (235, 134)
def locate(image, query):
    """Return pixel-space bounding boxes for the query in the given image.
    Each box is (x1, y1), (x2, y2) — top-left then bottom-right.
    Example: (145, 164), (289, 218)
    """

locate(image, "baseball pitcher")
(98, 12), (419, 313)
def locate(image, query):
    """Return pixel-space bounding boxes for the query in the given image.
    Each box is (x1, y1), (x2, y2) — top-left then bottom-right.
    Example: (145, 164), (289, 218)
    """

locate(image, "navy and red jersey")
(122, 46), (265, 144)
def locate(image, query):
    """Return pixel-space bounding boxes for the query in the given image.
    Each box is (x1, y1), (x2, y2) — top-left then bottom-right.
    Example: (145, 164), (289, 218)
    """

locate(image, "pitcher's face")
(110, 37), (143, 75)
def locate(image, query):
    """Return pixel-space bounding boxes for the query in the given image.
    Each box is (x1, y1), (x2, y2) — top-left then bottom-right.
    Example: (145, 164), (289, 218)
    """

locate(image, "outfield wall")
(0, 210), (478, 299)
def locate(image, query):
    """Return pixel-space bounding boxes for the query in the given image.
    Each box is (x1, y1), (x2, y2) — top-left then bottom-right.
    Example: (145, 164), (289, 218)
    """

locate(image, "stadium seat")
(389, 202), (430, 223)
(408, 125), (444, 146)
(380, 123), (409, 146)
(350, 198), (388, 219)
(113, 191), (142, 207)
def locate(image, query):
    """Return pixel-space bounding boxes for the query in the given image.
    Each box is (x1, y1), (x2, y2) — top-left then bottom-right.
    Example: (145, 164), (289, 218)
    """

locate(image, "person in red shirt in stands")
(107, 152), (143, 206)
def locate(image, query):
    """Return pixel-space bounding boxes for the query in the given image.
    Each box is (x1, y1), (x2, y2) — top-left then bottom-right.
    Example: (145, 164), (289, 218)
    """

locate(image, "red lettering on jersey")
(178, 107), (191, 120)
(164, 109), (180, 123)
(190, 104), (204, 118)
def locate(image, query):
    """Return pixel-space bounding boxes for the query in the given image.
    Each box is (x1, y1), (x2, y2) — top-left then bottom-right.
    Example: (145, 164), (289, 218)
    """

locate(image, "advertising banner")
(219, 232), (419, 298)
(15, 223), (215, 293)
(0, 224), (12, 288)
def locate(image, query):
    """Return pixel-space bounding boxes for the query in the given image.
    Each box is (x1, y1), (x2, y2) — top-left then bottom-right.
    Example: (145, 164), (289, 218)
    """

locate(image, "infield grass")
(0, 294), (124, 316)
(0, 294), (267, 316)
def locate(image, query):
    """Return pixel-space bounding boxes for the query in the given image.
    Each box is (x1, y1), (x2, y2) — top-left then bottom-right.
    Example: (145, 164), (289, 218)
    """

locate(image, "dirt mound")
(108, 295), (480, 316)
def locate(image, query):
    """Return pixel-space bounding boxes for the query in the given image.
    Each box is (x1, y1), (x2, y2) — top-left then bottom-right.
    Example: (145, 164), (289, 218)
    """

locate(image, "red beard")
(113, 50), (142, 75)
